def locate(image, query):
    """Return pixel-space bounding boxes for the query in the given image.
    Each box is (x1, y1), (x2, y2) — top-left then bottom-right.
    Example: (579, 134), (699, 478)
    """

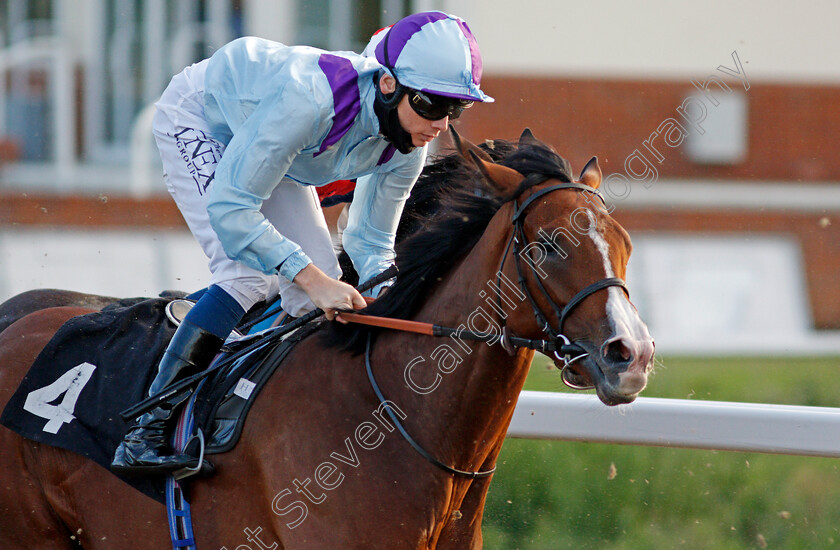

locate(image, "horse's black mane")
(324, 133), (574, 354)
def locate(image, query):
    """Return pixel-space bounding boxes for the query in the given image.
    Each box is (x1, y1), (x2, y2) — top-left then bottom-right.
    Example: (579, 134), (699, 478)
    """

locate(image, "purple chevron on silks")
(315, 54), (361, 157)
(377, 144), (396, 166)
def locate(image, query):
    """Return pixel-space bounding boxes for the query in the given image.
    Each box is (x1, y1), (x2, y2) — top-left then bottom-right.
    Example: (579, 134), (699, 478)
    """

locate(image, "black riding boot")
(111, 319), (223, 475)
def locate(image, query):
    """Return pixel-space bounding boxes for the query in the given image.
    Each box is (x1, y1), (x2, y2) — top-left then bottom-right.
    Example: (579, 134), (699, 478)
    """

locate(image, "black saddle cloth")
(0, 297), (315, 501)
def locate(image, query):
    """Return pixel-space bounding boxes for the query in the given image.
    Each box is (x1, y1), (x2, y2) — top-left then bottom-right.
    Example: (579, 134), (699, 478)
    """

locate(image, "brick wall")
(457, 76), (840, 182)
(0, 195), (184, 229)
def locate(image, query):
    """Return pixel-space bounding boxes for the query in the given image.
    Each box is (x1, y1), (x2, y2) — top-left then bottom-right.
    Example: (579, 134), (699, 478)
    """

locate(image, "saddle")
(173, 298), (320, 455)
(0, 296), (318, 501)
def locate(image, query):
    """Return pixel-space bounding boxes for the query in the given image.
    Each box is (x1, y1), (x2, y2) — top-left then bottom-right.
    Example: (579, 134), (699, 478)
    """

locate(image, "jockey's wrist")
(291, 263), (327, 291)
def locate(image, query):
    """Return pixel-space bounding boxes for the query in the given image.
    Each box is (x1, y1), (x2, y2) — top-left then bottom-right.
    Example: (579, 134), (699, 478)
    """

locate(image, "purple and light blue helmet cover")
(366, 11), (494, 103)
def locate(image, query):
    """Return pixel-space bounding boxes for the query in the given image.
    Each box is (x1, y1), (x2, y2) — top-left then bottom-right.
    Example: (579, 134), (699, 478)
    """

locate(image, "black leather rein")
(363, 181), (629, 478)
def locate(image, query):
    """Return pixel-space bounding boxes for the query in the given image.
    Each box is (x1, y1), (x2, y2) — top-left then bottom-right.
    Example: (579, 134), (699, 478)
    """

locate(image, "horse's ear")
(578, 156), (602, 189)
(519, 128), (540, 147)
(467, 150), (524, 194)
(450, 126), (522, 193)
(449, 125), (493, 163)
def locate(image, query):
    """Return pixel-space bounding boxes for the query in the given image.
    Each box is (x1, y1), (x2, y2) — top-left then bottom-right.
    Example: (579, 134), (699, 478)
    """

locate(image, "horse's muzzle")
(555, 336), (654, 406)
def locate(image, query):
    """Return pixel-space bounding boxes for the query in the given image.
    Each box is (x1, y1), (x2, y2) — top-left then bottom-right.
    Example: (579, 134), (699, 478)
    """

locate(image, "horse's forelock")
(500, 140), (574, 187)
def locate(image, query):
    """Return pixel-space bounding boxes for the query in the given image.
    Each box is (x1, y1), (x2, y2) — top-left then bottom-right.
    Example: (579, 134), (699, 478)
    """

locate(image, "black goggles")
(406, 88), (474, 120)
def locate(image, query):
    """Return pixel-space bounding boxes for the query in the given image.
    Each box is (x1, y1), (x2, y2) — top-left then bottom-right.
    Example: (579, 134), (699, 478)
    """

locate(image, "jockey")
(111, 11), (493, 475)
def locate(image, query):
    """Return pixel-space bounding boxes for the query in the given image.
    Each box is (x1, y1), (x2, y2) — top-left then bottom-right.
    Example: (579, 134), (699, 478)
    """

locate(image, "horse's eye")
(537, 238), (561, 256)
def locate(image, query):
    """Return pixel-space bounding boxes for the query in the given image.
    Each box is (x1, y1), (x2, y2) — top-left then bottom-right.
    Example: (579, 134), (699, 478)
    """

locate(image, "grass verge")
(482, 355), (840, 549)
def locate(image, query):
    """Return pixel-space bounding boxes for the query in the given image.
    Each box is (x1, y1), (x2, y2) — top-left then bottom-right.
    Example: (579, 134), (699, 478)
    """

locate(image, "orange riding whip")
(337, 311), (435, 335)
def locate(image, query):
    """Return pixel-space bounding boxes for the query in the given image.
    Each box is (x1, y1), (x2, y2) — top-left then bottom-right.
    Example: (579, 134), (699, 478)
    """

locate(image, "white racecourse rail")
(508, 391), (840, 458)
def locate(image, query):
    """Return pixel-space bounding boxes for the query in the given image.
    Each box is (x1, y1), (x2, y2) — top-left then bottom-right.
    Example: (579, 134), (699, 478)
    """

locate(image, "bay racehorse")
(0, 129), (654, 549)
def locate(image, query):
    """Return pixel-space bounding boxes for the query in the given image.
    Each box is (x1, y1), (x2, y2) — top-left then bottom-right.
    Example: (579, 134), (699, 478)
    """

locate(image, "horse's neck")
(376, 229), (534, 473)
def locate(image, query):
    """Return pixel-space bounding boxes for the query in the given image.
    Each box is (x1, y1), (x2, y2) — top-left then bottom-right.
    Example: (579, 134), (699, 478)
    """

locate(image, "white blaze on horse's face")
(585, 210), (655, 396)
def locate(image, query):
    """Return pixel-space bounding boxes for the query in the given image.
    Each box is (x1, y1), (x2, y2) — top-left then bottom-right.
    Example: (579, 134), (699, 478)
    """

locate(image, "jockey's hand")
(293, 263), (366, 323)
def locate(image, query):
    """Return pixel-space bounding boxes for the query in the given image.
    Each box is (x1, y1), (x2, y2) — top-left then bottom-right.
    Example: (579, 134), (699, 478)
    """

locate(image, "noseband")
(495, 180), (629, 388)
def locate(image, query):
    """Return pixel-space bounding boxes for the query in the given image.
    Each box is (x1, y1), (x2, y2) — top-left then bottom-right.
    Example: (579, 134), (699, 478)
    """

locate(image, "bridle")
(496, 179), (628, 389)
(361, 178), (630, 478)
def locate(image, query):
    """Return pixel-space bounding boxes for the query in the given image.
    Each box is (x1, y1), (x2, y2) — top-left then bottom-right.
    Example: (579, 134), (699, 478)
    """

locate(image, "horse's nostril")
(604, 339), (633, 364)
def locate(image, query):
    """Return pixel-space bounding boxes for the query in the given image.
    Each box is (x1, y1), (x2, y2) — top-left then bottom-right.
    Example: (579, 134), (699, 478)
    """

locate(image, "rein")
(350, 181), (628, 478)
(364, 334), (496, 479)
(337, 311), (584, 354)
